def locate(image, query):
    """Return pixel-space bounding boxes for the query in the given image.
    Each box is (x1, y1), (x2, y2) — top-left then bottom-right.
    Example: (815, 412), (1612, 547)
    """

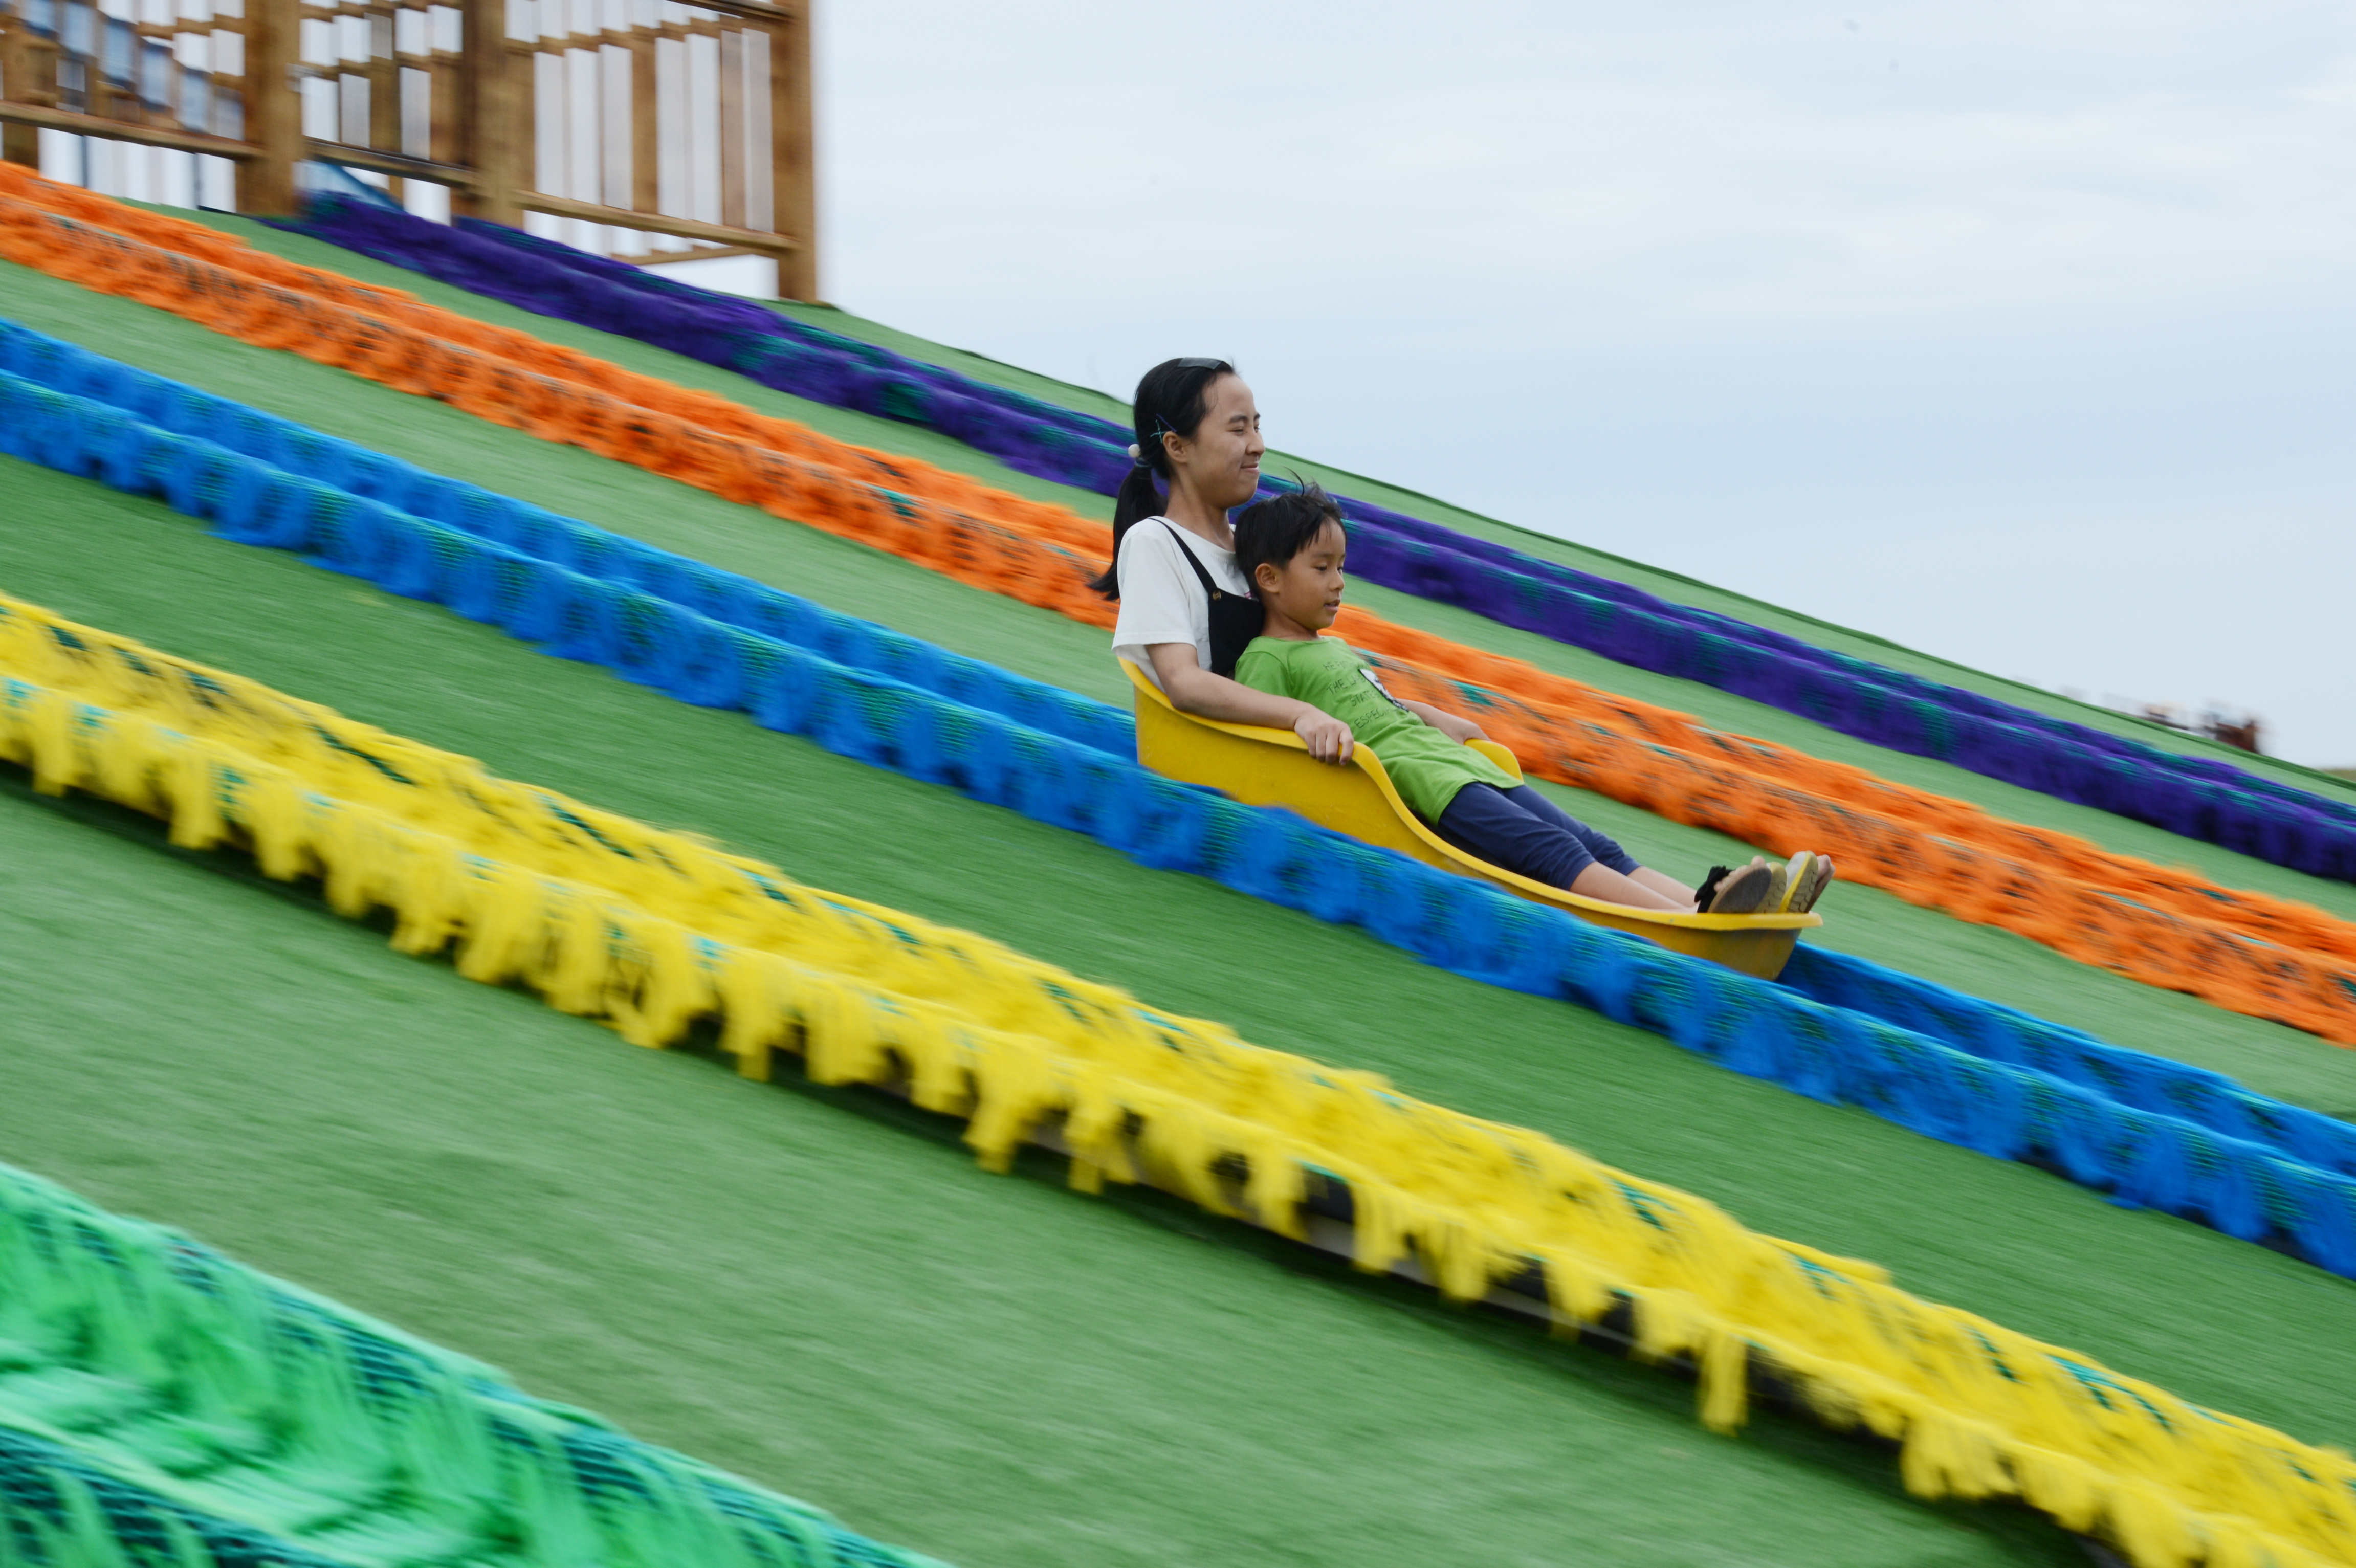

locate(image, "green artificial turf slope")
(5, 463), (2354, 1468)
(7, 259), (2356, 1125)
(0, 783), (2088, 1568)
(10, 244), (2353, 926)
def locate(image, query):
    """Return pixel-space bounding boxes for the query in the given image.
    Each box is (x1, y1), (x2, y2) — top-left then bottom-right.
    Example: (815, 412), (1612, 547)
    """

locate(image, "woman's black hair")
(1090, 357), (1237, 599)
(1233, 481), (1346, 590)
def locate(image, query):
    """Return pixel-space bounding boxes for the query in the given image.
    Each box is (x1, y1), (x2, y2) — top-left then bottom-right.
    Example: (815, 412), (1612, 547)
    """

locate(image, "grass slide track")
(3, 186), (2355, 1568)
(293, 194), (2356, 881)
(0, 1161), (947, 1568)
(13, 206), (2356, 1118)
(7, 340), (2356, 1281)
(0, 452), (2337, 1563)
(5, 183), (2356, 1051)
(0, 752), (2095, 1568)
(12, 184), (2356, 914)
(6, 589), (2356, 1568)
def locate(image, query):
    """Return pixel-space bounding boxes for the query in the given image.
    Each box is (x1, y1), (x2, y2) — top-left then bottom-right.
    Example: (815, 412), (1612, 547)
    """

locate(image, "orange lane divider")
(8, 168), (2356, 1047)
(0, 165), (1114, 559)
(1358, 650), (2356, 1039)
(1349, 612), (2356, 965)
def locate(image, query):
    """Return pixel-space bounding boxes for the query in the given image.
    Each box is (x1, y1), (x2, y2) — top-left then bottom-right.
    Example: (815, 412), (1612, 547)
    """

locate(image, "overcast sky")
(810, 2), (2354, 766)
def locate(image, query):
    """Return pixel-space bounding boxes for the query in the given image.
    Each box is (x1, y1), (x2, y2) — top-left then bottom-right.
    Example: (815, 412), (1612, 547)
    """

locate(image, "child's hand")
(1295, 711), (1355, 764)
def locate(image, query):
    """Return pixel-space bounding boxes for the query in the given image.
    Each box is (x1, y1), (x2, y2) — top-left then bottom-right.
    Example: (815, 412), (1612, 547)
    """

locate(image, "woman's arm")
(1147, 643), (1354, 763)
(1401, 699), (1488, 745)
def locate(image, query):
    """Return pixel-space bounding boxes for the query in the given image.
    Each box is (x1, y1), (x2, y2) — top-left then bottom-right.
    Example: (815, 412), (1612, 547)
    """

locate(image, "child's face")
(1256, 519), (1348, 633)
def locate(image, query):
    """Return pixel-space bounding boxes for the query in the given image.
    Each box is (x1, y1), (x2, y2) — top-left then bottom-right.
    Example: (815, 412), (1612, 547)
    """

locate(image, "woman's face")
(1169, 374), (1264, 511)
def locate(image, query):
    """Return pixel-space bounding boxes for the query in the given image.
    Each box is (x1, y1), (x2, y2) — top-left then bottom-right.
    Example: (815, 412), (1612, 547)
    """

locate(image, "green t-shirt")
(1232, 634), (1516, 822)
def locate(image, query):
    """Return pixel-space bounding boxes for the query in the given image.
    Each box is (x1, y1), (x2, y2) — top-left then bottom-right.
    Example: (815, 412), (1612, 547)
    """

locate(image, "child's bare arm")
(1154, 644), (1355, 762)
(1401, 699), (1488, 745)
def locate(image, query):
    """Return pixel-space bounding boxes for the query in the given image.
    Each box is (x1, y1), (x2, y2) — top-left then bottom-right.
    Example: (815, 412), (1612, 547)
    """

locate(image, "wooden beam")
(767, 7), (813, 300)
(0, 99), (261, 158)
(619, 238), (767, 264)
(454, 0), (523, 223)
(303, 134), (476, 185)
(658, 0), (799, 25)
(521, 188), (796, 256)
(240, 0), (301, 213)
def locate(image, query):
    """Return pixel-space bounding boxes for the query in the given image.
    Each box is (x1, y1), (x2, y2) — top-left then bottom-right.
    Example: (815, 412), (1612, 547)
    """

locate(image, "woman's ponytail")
(1090, 357), (1236, 600)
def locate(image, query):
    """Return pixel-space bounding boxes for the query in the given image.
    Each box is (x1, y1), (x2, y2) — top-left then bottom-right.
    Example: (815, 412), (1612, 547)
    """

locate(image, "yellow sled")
(1126, 662), (1818, 980)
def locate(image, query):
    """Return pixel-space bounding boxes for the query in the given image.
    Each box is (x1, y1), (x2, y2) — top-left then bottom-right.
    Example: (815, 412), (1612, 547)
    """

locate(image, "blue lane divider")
(6, 318), (2353, 1279)
(0, 320), (1124, 760)
(283, 194), (2356, 884)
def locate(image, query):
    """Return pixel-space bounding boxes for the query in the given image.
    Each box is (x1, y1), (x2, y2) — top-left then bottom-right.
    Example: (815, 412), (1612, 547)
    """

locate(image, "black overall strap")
(1159, 522), (1260, 678)
(1160, 520), (1225, 598)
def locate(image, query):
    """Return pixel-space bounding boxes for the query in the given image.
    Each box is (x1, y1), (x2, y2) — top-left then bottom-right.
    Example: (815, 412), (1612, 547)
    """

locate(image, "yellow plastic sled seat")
(1126, 662), (1820, 981)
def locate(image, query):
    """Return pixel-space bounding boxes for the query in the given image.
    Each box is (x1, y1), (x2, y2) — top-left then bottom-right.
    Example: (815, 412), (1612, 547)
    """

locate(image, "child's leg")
(1433, 785), (1687, 910)
(1493, 787), (1698, 907)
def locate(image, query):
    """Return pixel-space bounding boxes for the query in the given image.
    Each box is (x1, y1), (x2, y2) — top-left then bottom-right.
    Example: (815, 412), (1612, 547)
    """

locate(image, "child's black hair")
(1234, 482), (1346, 589)
(1090, 357), (1238, 599)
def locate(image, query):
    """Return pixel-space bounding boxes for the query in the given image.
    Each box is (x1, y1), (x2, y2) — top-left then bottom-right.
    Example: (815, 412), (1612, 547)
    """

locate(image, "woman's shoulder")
(1117, 517), (1247, 597)
(1116, 517), (1179, 559)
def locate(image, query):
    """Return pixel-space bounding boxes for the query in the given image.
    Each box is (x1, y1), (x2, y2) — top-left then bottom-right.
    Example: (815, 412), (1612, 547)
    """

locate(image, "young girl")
(1230, 485), (1833, 916)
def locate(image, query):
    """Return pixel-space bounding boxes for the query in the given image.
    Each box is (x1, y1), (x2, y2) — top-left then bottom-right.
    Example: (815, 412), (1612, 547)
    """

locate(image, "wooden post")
(2, 12), (56, 167)
(768, 3), (813, 301)
(210, 14), (249, 148)
(454, 0), (521, 223)
(715, 22), (741, 230)
(366, 2), (400, 203)
(136, 20), (171, 132)
(427, 7), (460, 163)
(627, 13), (654, 214)
(238, 0), (300, 213)
(365, 5), (397, 145)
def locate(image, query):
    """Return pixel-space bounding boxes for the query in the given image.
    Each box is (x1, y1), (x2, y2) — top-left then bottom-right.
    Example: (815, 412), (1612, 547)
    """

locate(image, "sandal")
(1705, 858), (1773, 914)
(1786, 852), (1836, 914)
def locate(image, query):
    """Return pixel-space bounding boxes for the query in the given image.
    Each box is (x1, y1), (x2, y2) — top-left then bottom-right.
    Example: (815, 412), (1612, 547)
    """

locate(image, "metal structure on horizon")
(0, 0), (814, 298)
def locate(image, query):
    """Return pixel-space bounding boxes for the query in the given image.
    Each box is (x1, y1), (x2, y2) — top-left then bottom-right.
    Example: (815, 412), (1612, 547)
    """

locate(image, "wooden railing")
(0, 0), (813, 298)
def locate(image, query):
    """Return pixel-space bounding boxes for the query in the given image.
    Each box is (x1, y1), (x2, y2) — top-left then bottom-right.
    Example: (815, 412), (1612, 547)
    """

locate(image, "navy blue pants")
(1433, 783), (1639, 891)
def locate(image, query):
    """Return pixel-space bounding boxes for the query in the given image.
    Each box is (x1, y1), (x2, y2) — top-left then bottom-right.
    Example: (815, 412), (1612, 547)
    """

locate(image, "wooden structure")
(0, 0), (814, 298)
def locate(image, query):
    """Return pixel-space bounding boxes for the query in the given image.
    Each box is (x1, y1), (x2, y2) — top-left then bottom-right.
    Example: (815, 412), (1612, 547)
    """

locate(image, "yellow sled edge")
(1125, 660), (1817, 981)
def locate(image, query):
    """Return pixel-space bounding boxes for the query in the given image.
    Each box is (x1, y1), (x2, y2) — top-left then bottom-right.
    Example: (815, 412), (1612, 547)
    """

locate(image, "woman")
(1095, 358), (1355, 762)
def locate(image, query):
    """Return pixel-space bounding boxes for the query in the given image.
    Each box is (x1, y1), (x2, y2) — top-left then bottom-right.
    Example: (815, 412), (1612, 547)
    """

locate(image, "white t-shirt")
(1110, 517), (1253, 690)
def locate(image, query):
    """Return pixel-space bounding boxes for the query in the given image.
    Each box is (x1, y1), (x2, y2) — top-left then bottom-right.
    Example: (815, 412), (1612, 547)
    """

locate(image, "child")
(1230, 485), (1833, 916)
